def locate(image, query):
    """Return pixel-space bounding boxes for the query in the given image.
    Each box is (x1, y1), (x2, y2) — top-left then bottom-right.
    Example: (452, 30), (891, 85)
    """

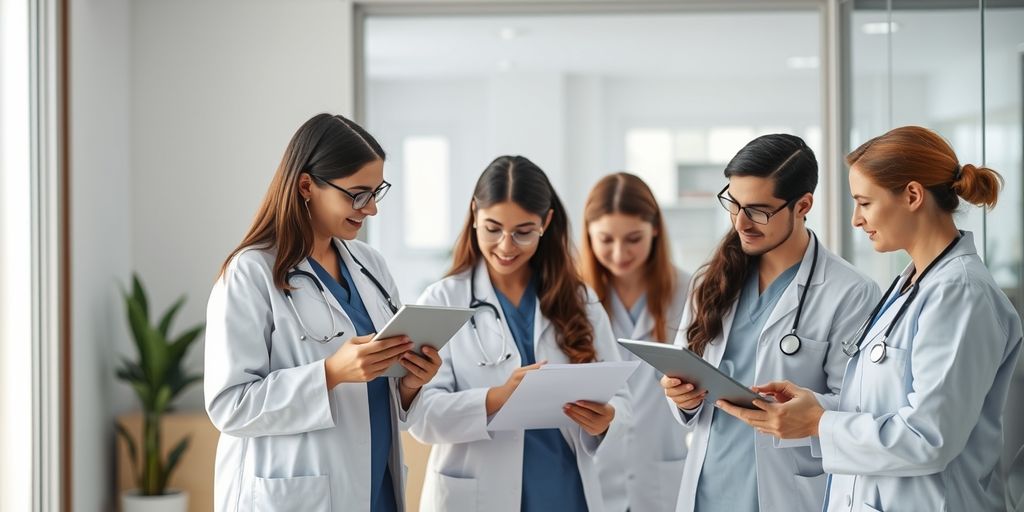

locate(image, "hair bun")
(957, 163), (976, 182)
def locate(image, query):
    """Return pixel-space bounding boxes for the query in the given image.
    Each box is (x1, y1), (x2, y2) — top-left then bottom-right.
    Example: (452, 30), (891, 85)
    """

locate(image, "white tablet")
(617, 338), (768, 410)
(373, 304), (475, 378)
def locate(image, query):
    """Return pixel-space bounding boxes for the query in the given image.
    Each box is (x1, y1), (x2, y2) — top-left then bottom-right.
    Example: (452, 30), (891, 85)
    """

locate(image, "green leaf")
(131, 274), (149, 321)
(115, 422), (142, 489)
(159, 436), (191, 492)
(153, 385), (172, 414)
(157, 296), (185, 338)
(114, 359), (146, 384)
(143, 327), (171, 387)
(167, 374), (203, 401)
(130, 382), (153, 409)
(125, 295), (155, 380)
(168, 324), (203, 364)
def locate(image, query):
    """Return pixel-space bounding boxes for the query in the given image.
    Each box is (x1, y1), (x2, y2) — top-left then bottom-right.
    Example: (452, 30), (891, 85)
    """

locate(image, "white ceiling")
(364, 9), (1024, 79)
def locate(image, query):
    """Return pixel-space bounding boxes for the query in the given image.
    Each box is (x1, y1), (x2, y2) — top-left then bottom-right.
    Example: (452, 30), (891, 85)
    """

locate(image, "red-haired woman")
(721, 126), (1023, 512)
(579, 172), (691, 512)
(408, 155), (632, 512)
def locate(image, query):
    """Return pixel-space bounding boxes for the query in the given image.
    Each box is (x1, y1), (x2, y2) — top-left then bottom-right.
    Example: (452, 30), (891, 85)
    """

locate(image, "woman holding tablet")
(408, 155), (632, 512)
(720, 126), (1023, 512)
(205, 113), (442, 512)
(580, 172), (691, 512)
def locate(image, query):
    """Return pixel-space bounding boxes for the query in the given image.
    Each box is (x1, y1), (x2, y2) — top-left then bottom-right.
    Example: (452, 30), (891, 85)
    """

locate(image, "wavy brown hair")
(687, 134), (817, 356)
(847, 125), (1002, 211)
(580, 173), (676, 342)
(219, 113), (385, 290)
(449, 156), (596, 363)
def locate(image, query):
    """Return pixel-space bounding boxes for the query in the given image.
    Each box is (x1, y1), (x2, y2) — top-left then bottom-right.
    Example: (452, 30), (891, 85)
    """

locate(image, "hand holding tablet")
(373, 304), (475, 378)
(617, 338), (771, 410)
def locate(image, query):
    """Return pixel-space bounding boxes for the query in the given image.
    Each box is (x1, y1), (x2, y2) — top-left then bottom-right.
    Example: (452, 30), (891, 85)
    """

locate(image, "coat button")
(855, 406), (862, 412)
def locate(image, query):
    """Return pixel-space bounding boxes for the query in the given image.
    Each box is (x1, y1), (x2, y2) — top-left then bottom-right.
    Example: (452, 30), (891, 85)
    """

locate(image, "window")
(402, 136), (451, 250)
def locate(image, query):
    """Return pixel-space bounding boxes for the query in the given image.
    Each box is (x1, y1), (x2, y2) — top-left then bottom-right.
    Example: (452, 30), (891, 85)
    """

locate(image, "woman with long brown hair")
(580, 172), (691, 512)
(721, 126), (1023, 512)
(659, 134), (879, 512)
(407, 155), (632, 512)
(204, 113), (442, 512)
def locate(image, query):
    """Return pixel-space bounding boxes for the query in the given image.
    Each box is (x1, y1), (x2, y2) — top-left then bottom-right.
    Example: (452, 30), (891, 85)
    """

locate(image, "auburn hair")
(449, 156), (596, 363)
(847, 125), (1002, 211)
(687, 134), (817, 356)
(580, 173), (676, 342)
(219, 113), (385, 290)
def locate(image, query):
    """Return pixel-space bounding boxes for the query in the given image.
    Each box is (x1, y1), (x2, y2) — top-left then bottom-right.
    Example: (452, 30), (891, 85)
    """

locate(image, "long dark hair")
(449, 156), (596, 363)
(686, 134), (817, 356)
(219, 113), (385, 290)
(580, 172), (676, 342)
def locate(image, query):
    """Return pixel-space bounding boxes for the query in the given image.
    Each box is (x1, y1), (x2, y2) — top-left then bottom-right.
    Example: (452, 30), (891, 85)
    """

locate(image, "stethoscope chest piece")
(869, 341), (887, 363)
(779, 332), (801, 356)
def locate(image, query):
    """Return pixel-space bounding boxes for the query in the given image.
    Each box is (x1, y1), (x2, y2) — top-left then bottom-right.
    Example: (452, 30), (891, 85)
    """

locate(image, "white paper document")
(486, 361), (640, 431)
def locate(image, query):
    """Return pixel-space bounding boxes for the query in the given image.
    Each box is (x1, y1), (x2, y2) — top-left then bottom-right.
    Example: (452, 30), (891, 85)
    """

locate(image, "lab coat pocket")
(654, 458), (686, 507)
(253, 474), (331, 512)
(860, 503), (883, 512)
(434, 471), (477, 512)
(860, 345), (910, 409)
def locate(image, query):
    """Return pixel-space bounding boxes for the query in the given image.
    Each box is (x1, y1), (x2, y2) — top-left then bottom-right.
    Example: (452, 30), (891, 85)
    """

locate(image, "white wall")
(70, 0), (133, 509)
(129, 0), (354, 414)
(71, 0), (357, 509)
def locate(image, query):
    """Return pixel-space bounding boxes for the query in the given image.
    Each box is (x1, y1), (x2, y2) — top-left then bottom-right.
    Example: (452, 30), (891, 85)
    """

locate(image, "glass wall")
(844, 0), (1024, 471)
(364, 8), (825, 301)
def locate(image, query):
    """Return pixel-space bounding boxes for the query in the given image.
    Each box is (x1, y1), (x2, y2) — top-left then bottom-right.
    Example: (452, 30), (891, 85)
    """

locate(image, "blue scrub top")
(695, 262), (800, 512)
(308, 248), (397, 512)
(494, 276), (588, 512)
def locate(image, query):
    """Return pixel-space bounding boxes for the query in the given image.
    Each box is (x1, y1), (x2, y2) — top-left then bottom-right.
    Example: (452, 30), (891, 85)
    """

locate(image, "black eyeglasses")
(312, 175), (391, 210)
(717, 185), (794, 225)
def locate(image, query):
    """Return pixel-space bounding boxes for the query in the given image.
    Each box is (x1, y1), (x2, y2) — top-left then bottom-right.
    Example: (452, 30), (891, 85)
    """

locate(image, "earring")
(304, 198), (311, 220)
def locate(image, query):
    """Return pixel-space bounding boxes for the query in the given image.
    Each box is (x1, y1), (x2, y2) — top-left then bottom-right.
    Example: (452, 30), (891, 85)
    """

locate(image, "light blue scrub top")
(695, 262), (800, 512)
(309, 249), (397, 512)
(493, 276), (588, 512)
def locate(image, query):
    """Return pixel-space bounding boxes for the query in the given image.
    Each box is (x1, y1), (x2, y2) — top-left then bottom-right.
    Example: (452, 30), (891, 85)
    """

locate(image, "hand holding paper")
(486, 361), (639, 431)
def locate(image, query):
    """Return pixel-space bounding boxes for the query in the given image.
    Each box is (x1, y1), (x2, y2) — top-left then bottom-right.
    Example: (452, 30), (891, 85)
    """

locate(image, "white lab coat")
(819, 232), (1023, 512)
(205, 239), (418, 512)
(595, 266), (692, 512)
(669, 233), (880, 512)
(406, 261), (633, 512)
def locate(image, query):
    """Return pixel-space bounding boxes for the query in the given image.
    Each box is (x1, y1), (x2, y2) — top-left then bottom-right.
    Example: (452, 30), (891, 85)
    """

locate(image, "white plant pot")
(121, 489), (188, 512)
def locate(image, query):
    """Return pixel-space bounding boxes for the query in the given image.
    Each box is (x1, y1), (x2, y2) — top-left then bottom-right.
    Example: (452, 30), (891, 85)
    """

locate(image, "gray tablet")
(617, 338), (768, 410)
(374, 304), (475, 378)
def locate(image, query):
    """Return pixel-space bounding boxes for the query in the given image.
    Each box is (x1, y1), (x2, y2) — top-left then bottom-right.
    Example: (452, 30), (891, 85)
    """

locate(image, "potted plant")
(115, 274), (204, 512)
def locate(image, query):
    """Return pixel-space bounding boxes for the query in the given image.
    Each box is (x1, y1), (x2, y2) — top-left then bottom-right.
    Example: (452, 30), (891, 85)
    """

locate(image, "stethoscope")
(778, 231), (820, 356)
(841, 234), (962, 364)
(283, 241), (399, 343)
(467, 264), (514, 367)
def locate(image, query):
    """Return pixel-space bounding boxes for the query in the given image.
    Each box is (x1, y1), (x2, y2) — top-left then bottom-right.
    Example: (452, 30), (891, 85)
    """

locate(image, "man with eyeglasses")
(660, 134), (879, 512)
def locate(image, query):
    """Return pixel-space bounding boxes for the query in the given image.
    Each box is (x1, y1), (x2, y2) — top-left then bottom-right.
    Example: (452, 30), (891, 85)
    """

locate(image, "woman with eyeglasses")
(659, 134), (879, 512)
(578, 172), (692, 512)
(205, 113), (442, 512)
(719, 126), (1023, 512)
(407, 155), (633, 512)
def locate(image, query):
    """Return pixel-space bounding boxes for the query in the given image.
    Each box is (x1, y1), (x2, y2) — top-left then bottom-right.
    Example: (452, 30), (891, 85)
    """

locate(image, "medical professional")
(205, 113), (442, 512)
(580, 172), (692, 512)
(407, 155), (632, 512)
(720, 126), (1024, 512)
(660, 134), (879, 512)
